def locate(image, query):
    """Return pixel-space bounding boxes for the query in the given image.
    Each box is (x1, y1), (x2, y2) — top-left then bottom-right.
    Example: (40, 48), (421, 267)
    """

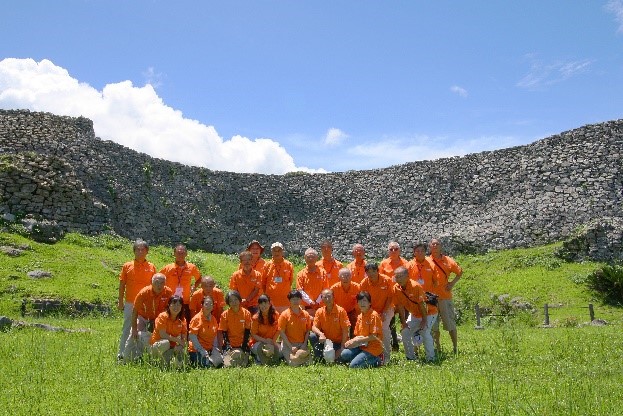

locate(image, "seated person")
(188, 296), (224, 368)
(150, 295), (187, 368)
(309, 289), (350, 363)
(278, 290), (313, 366)
(250, 294), (281, 365)
(340, 291), (384, 369)
(219, 290), (252, 367)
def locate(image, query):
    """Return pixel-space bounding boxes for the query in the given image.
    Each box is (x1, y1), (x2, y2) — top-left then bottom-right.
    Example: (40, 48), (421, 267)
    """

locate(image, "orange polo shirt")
(313, 304), (350, 343)
(296, 266), (329, 307)
(392, 280), (426, 318)
(379, 257), (409, 278)
(150, 311), (187, 345)
(262, 260), (294, 308)
(189, 287), (226, 320)
(250, 311), (280, 346)
(159, 262), (201, 304)
(188, 312), (219, 353)
(133, 285), (174, 320)
(354, 309), (383, 357)
(229, 269), (262, 308)
(119, 259), (157, 303)
(278, 307), (312, 344)
(408, 258), (438, 315)
(427, 255), (462, 300)
(316, 257), (343, 287)
(218, 307), (252, 348)
(330, 281), (361, 313)
(360, 274), (393, 314)
(347, 260), (367, 284)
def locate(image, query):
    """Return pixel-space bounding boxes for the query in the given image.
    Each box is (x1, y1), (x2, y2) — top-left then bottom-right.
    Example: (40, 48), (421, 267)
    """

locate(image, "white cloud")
(142, 66), (163, 88)
(605, 0), (623, 33)
(0, 58), (321, 174)
(516, 54), (593, 89)
(324, 127), (349, 146)
(450, 85), (468, 98)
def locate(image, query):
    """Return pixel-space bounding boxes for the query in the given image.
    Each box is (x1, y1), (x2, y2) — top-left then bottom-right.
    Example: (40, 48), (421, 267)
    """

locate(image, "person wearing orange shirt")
(330, 268), (361, 336)
(123, 273), (173, 363)
(428, 238), (463, 354)
(250, 294), (281, 365)
(296, 248), (329, 316)
(150, 295), (187, 368)
(159, 244), (201, 325)
(393, 267), (428, 361)
(309, 289), (350, 363)
(278, 290), (313, 366)
(262, 242), (294, 313)
(188, 295), (224, 368)
(246, 240), (267, 274)
(340, 291), (383, 368)
(316, 240), (343, 287)
(219, 290), (252, 367)
(347, 244), (367, 284)
(408, 243), (439, 361)
(360, 263), (394, 364)
(230, 251), (262, 314)
(189, 276), (226, 323)
(379, 241), (409, 352)
(117, 239), (156, 361)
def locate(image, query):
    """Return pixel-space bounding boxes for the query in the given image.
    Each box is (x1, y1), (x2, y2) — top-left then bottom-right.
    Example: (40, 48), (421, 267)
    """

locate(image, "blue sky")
(1, 1), (623, 173)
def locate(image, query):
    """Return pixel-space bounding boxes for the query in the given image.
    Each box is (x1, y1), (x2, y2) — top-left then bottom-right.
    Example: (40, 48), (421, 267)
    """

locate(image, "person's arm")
(311, 325), (326, 342)
(396, 305), (408, 330)
(418, 302), (428, 330)
(279, 330), (292, 352)
(337, 327), (349, 355)
(130, 308), (139, 337)
(117, 281), (126, 310)
(381, 296), (393, 319)
(189, 334), (209, 357)
(242, 329), (251, 353)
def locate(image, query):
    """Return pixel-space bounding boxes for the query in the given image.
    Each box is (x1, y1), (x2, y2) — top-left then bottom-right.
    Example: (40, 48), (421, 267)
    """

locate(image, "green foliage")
(587, 264), (623, 305)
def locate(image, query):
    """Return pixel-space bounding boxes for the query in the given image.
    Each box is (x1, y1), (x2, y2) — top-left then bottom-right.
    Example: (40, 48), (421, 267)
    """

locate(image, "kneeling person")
(188, 296), (224, 368)
(310, 289), (350, 363)
(219, 290), (252, 367)
(278, 290), (313, 366)
(340, 291), (384, 369)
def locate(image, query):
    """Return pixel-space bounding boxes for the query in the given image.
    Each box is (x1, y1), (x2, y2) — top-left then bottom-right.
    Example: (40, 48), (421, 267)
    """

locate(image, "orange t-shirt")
(189, 287), (226, 320)
(262, 260), (294, 308)
(313, 304), (350, 343)
(359, 274), (393, 314)
(278, 308), (312, 344)
(250, 311), (280, 346)
(392, 280), (426, 318)
(427, 255), (462, 300)
(218, 307), (252, 348)
(378, 257), (409, 278)
(133, 285), (174, 320)
(188, 312), (219, 352)
(330, 281), (361, 313)
(354, 309), (383, 356)
(150, 311), (187, 345)
(296, 266), (328, 307)
(229, 269), (262, 307)
(347, 260), (367, 284)
(159, 262), (201, 304)
(408, 258), (438, 315)
(119, 259), (157, 303)
(316, 257), (343, 287)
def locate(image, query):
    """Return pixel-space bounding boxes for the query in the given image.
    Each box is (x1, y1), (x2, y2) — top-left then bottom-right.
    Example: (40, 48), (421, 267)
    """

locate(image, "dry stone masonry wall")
(1, 109), (622, 260)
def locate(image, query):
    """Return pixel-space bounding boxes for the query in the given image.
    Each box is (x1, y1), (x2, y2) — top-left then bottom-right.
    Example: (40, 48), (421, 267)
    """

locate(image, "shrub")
(587, 264), (623, 305)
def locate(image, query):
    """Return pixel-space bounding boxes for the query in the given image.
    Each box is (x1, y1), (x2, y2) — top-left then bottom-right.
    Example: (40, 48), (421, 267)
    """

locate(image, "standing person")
(150, 295), (187, 368)
(124, 273), (173, 363)
(340, 291), (384, 369)
(316, 240), (343, 287)
(250, 294), (281, 365)
(408, 243), (439, 361)
(245, 240), (267, 274)
(347, 244), (367, 284)
(159, 244), (201, 324)
(189, 276), (225, 321)
(428, 239), (463, 354)
(230, 251), (262, 314)
(360, 263), (394, 364)
(117, 239), (156, 361)
(262, 242), (294, 313)
(378, 241), (409, 352)
(219, 290), (252, 367)
(393, 267), (428, 361)
(330, 268), (361, 335)
(188, 296), (224, 368)
(278, 290), (313, 367)
(309, 289), (350, 363)
(296, 248), (329, 316)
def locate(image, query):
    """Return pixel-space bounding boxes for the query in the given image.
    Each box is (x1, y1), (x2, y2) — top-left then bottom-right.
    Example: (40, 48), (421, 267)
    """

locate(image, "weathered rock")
(27, 270), (53, 279)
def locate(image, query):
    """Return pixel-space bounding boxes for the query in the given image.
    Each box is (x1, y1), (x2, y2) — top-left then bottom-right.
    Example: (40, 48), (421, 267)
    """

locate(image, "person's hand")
(117, 300), (124, 311)
(318, 333), (326, 343)
(419, 320), (427, 331)
(131, 328), (138, 339)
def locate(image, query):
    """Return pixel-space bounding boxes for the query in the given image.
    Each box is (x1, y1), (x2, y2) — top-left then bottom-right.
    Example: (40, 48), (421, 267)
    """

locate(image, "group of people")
(117, 238), (462, 369)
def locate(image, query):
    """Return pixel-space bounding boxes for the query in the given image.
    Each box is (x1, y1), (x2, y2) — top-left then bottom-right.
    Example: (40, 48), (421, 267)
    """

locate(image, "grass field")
(0, 231), (622, 415)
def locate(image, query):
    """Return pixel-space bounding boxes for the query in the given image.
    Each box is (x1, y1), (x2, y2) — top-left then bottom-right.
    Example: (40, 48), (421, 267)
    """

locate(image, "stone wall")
(1, 109), (622, 259)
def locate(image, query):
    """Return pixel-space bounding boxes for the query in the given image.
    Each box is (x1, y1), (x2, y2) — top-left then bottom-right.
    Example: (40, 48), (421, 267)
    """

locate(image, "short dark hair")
(166, 295), (184, 320)
(287, 290), (302, 300)
(364, 263), (379, 272)
(412, 242), (427, 251)
(225, 290), (242, 305)
(356, 291), (371, 303)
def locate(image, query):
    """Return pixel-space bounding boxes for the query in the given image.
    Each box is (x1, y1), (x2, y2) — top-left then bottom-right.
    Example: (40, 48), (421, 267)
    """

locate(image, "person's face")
(249, 244), (262, 258)
(152, 278), (165, 294)
(429, 240), (441, 256)
(321, 291), (334, 307)
(358, 297), (371, 312)
(367, 268), (379, 281)
(352, 245), (365, 260)
(134, 245), (148, 261)
(304, 252), (318, 267)
(169, 298), (183, 316)
(394, 271), (408, 287)
(174, 247), (187, 263)
(271, 247), (284, 261)
(339, 271), (352, 285)
(258, 299), (270, 313)
(388, 244), (401, 258)
(321, 243), (333, 258)
(240, 254), (253, 268)
(202, 299), (214, 315)
(413, 246), (426, 262)
(289, 295), (301, 308)
(202, 279), (216, 292)
(228, 296), (240, 310)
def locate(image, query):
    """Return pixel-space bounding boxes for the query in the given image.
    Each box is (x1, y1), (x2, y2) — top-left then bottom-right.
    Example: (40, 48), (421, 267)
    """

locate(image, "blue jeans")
(189, 351), (214, 368)
(340, 347), (381, 368)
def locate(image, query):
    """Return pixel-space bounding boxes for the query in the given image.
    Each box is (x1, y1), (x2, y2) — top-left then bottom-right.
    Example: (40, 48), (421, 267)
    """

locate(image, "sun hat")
(271, 242), (284, 250)
(247, 240), (265, 253)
